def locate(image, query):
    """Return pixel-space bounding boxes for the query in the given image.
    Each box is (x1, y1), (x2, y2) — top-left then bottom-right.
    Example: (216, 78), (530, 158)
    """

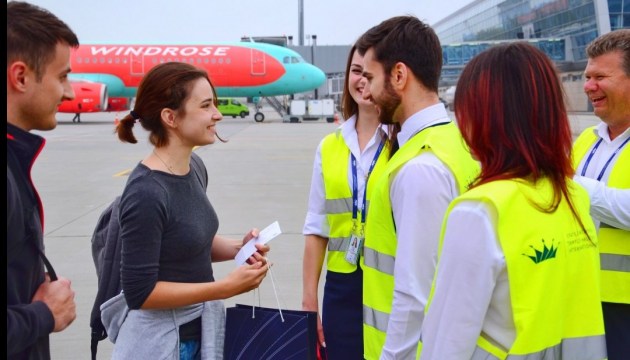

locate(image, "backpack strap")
(90, 196), (122, 360)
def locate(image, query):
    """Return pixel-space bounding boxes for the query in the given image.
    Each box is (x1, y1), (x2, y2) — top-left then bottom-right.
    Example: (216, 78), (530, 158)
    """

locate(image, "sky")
(22, 0), (474, 46)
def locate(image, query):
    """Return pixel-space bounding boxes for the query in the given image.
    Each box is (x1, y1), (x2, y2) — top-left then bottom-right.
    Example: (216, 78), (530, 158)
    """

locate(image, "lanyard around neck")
(581, 137), (630, 181)
(351, 140), (385, 223)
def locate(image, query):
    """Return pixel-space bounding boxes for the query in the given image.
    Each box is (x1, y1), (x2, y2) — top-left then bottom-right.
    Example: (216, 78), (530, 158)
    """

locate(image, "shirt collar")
(595, 122), (630, 144)
(397, 103), (450, 147)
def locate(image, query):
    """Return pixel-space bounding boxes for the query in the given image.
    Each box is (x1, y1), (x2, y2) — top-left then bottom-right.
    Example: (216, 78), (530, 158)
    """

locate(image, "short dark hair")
(355, 15), (442, 92)
(116, 62), (216, 147)
(7, 1), (79, 81)
(586, 29), (630, 76)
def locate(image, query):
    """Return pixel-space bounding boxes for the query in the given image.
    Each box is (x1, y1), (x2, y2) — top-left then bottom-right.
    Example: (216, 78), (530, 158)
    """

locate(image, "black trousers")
(602, 302), (630, 360)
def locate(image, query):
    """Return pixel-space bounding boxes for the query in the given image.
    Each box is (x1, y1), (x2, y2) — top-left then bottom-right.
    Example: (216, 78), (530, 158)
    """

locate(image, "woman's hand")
(225, 261), (269, 296)
(242, 228), (271, 265)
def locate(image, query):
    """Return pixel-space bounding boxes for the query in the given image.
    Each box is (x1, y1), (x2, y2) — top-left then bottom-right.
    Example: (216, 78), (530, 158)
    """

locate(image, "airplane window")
(211, 58), (216, 64)
(218, 58), (224, 64)
(204, 59), (209, 64)
(197, 59), (202, 64)
(92, 57), (97, 64)
(123, 58), (128, 64)
(77, 57), (82, 64)
(115, 58), (120, 64)
(189, 58), (194, 63)
(226, 58), (231, 64)
(85, 58), (89, 64)
(174, 58), (179, 63)
(107, 58), (113, 64)
(284, 56), (290, 64)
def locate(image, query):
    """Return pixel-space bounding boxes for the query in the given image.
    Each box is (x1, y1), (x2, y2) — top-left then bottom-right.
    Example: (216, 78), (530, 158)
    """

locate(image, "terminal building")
(433, 0), (629, 111)
(248, 0), (628, 112)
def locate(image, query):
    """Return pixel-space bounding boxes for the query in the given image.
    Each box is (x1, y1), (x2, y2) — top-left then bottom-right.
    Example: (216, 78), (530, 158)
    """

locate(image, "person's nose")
(212, 106), (223, 122)
(583, 78), (597, 94)
(362, 83), (372, 101)
(64, 80), (76, 101)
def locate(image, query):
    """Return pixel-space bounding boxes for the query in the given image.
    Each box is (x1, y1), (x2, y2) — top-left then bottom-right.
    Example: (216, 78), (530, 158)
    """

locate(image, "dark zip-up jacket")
(7, 122), (55, 359)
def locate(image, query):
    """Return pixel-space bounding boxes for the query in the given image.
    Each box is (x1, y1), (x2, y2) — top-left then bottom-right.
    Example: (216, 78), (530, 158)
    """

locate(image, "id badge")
(345, 234), (363, 265)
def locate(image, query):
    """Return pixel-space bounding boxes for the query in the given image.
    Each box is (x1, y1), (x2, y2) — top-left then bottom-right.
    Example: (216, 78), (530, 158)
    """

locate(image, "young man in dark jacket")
(7, 2), (79, 358)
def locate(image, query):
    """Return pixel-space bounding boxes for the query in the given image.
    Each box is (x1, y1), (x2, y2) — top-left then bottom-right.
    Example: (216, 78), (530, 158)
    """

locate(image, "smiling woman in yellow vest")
(301, 45), (389, 359)
(421, 43), (606, 359)
(573, 29), (630, 360)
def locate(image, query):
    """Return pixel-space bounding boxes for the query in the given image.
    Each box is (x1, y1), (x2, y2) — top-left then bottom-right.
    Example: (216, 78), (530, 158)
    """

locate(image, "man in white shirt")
(573, 28), (630, 360)
(355, 16), (479, 360)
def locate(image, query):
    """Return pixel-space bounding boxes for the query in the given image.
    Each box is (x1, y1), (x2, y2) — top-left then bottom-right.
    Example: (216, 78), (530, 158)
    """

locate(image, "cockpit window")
(283, 56), (290, 64)
(291, 56), (302, 63)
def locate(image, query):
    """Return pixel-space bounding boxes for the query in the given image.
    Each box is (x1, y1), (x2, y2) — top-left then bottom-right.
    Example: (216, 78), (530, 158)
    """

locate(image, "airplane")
(59, 42), (326, 122)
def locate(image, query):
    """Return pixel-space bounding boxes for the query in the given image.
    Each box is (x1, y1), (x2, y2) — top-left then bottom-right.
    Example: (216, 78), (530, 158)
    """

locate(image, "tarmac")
(33, 109), (599, 359)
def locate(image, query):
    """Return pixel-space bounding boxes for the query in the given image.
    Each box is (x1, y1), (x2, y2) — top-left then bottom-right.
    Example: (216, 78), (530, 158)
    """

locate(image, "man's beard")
(374, 79), (401, 125)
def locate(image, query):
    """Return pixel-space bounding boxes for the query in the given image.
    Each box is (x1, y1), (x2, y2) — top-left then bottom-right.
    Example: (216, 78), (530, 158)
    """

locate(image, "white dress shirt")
(574, 123), (630, 231)
(303, 115), (388, 237)
(421, 201), (514, 359)
(381, 103), (463, 359)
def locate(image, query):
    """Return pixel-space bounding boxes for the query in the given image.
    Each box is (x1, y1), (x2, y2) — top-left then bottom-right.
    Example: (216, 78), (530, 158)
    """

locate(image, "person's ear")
(8, 62), (29, 92)
(160, 108), (177, 128)
(390, 62), (408, 91)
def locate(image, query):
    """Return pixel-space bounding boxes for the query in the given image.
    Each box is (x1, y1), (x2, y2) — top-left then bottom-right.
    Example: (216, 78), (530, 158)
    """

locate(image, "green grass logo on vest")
(523, 239), (558, 264)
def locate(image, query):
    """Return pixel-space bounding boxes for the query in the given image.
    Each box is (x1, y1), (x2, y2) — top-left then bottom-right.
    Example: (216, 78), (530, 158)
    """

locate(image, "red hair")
(455, 42), (587, 233)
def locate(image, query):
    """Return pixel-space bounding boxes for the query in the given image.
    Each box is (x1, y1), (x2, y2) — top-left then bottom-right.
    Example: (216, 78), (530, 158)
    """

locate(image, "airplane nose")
(311, 65), (326, 87)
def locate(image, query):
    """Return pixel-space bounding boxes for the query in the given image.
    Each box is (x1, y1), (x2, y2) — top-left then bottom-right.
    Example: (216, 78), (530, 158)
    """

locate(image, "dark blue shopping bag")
(224, 304), (318, 360)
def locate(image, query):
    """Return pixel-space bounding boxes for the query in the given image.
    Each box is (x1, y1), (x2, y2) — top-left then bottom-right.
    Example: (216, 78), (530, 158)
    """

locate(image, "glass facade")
(608, 0), (630, 29)
(434, 0), (628, 85)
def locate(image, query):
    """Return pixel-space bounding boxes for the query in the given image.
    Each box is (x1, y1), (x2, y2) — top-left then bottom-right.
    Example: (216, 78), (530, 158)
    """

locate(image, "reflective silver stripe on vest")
(325, 197), (352, 214)
(471, 334), (607, 360)
(601, 253), (630, 272)
(328, 237), (351, 252)
(363, 304), (389, 333)
(363, 247), (395, 276)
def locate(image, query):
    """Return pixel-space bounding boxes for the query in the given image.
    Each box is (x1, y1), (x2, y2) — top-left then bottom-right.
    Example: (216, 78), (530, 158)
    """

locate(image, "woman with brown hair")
(112, 62), (269, 359)
(301, 44), (389, 359)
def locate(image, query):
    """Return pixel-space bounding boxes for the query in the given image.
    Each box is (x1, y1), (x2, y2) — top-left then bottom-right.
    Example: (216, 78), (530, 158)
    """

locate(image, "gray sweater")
(101, 293), (225, 359)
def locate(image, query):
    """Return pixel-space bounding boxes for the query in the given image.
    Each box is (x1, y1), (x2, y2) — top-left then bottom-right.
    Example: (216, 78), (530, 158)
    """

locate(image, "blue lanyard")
(581, 137), (630, 181)
(351, 140), (385, 224)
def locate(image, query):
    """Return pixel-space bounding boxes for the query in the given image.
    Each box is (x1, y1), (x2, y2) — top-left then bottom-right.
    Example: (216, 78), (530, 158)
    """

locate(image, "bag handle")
(250, 257), (285, 322)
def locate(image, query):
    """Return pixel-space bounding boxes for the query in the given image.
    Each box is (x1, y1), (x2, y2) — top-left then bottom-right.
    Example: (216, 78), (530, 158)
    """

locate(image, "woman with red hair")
(421, 42), (607, 359)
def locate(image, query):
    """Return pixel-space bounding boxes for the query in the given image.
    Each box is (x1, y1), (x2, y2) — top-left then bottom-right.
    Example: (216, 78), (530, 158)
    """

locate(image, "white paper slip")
(234, 221), (282, 265)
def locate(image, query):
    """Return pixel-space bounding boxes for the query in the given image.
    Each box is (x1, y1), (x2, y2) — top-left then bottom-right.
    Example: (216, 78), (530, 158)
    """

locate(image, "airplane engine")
(58, 81), (108, 113)
(107, 97), (131, 112)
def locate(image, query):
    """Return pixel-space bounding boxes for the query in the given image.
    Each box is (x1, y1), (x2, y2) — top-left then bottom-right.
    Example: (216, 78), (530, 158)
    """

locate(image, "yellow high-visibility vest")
(320, 130), (389, 273)
(362, 122), (479, 359)
(434, 178), (605, 359)
(573, 126), (630, 304)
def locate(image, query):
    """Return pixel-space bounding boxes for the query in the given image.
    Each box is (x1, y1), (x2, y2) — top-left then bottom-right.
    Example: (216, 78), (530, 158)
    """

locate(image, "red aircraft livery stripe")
(71, 45), (286, 87)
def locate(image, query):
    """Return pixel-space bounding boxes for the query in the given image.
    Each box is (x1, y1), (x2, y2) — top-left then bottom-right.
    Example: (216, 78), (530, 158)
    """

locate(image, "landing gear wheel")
(254, 112), (265, 122)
